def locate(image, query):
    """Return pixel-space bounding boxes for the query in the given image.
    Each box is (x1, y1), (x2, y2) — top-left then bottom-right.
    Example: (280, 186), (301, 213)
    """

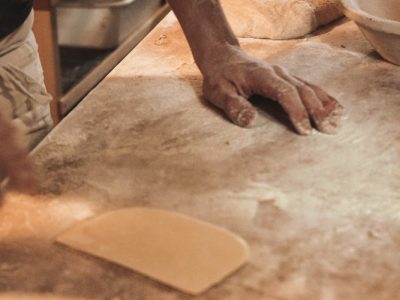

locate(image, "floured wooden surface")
(1, 13), (400, 299)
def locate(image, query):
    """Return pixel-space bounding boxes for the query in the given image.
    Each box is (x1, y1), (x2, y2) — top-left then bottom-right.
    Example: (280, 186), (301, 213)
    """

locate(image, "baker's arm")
(0, 114), (36, 198)
(167, 0), (344, 134)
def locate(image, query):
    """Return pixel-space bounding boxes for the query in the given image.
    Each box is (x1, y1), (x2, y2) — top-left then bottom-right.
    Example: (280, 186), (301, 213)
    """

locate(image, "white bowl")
(341, 0), (400, 65)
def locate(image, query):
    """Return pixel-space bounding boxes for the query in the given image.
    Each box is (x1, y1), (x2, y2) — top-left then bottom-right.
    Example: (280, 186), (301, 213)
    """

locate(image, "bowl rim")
(340, 0), (400, 34)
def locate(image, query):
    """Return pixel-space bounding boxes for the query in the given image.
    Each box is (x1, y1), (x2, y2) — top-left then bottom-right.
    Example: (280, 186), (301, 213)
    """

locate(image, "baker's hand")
(202, 46), (344, 135)
(0, 114), (36, 197)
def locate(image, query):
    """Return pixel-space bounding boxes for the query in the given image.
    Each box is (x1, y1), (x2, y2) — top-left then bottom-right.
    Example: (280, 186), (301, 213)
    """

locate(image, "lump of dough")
(221, 0), (343, 39)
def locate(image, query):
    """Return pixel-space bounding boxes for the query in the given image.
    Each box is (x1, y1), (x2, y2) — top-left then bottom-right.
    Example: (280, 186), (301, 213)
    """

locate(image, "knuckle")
(203, 78), (226, 96)
(223, 94), (238, 111)
(276, 85), (297, 100)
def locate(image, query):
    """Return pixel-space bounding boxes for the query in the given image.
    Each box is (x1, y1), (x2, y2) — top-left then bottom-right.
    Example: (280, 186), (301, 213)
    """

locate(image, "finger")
(253, 68), (312, 135)
(273, 66), (337, 133)
(222, 93), (258, 128)
(204, 81), (257, 128)
(295, 76), (345, 134)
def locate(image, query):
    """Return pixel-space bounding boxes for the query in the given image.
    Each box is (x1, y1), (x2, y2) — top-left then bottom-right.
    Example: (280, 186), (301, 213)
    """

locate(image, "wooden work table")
(1, 13), (400, 300)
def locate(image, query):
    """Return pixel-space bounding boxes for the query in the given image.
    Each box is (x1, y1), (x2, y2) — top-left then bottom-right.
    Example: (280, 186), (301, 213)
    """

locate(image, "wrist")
(195, 42), (243, 77)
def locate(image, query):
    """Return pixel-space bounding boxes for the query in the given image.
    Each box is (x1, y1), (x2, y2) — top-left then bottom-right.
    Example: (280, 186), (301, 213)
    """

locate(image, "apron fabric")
(0, 11), (53, 149)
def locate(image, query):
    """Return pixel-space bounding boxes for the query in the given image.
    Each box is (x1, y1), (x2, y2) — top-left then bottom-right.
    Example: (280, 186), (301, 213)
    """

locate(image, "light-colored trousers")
(0, 11), (53, 149)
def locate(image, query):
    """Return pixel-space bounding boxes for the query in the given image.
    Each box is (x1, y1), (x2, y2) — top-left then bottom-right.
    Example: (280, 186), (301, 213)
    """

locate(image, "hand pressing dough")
(221, 0), (343, 39)
(57, 208), (250, 295)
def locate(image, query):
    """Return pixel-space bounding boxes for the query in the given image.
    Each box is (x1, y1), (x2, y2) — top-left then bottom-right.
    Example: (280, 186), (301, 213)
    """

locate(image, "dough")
(57, 208), (250, 295)
(221, 0), (343, 39)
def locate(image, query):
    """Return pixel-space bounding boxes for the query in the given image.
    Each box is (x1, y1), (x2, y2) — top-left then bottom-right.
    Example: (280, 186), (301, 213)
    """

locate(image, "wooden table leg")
(33, 1), (62, 124)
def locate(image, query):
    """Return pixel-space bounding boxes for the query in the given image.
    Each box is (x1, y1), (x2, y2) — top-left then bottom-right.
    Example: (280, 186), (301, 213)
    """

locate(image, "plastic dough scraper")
(56, 207), (250, 295)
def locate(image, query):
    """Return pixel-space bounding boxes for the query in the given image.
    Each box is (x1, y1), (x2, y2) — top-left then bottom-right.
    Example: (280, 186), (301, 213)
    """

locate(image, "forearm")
(167, 0), (240, 75)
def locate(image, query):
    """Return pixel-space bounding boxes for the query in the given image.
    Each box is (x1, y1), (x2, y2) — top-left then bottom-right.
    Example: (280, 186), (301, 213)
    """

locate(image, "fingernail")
(297, 120), (313, 135)
(236, 108), (257, 128)
(321, 105), (347, 134)
(320, 119), (338, 134)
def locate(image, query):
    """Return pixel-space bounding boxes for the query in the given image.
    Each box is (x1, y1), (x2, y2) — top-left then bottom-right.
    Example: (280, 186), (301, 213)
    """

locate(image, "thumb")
(203, 78), (257, 128)
(223, 94), (258, 127)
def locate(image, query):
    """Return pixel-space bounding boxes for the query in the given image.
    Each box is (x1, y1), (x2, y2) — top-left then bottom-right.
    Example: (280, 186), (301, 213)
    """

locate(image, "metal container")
(57, 0), (165, 49)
